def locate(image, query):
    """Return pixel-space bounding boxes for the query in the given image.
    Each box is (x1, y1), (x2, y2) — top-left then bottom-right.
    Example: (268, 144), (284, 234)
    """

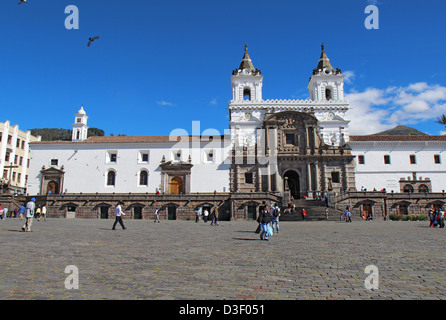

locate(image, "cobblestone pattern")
(0, 218), (445, 300)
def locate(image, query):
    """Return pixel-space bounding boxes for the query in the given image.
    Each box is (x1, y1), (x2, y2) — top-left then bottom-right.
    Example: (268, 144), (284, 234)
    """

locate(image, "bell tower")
(307, 44), (345, 102)
(72, 106), (89, 142)
(230, 45), (263, 102)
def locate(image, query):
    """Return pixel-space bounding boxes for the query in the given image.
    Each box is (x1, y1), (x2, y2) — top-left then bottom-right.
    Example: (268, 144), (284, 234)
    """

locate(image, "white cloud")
(346, 82), (446, 135)
(156, 100), (176, 106)
(343, 71), (355, 84)
(209, 98), (217, 105)
(346, 88), (392, 135)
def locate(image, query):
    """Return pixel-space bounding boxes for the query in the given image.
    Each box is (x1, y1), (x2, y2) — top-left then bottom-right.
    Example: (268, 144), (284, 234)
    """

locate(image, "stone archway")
(284, 170), (300, 199)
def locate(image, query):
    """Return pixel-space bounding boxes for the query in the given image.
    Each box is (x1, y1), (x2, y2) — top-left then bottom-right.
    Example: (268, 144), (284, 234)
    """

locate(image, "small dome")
(77, 106), (86, 115)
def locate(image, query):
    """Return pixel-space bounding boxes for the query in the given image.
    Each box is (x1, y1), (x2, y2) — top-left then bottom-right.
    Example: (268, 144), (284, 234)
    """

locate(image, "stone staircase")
(280, 199), (354, 221)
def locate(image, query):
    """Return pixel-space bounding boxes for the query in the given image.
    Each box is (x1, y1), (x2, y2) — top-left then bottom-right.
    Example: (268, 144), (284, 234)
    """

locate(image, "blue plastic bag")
(267, 224), (273, 237)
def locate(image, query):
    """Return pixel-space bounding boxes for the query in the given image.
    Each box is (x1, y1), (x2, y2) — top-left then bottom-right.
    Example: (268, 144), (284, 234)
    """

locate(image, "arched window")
(139, 170), (148, 186)
(403, 184), (414, 193)
(418, 184), (429, 193)
(325, 88), (332, 100)
(107, 171), (115, 186)
(243, 88), (251, 101)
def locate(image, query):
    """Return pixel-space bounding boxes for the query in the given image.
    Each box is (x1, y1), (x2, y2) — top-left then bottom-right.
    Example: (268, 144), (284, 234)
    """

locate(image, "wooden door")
(362, 204), (372, 219)
(47, 180), (59, 195)
(170, 177), (183, 194)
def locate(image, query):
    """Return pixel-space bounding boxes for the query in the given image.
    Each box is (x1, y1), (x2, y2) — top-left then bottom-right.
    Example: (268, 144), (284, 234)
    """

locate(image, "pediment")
(159, 161), (193, 170)
(40, 166), (65, 174)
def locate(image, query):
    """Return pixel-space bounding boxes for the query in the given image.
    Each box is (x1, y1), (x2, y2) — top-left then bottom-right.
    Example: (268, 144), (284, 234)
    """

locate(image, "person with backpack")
(271, 202), (280, 234)
(258, 204), (272, 241)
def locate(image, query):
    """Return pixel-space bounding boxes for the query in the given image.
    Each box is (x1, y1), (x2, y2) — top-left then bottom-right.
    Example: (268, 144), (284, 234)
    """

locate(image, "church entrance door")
(170, 177), (183, 194)
(47, 180), (59, 195)
(284, 170), (300, 199)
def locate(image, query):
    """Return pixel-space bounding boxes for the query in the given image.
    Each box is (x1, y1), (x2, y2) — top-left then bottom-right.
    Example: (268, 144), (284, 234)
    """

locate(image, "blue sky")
(1, 0), (446, 136)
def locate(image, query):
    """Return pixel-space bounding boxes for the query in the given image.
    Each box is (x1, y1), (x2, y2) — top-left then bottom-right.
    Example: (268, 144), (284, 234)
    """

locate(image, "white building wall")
(351, 141), (446, 192)
(28, 140), (231, 195)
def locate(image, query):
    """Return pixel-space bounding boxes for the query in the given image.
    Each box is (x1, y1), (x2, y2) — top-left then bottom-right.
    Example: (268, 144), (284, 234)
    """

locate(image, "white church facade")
(22, 45), (446, 220)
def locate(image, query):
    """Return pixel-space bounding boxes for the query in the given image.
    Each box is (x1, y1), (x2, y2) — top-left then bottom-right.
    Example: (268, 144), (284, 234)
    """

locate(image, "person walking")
(258, 205), (272, 241)
(439, 209), (445, 228)
(203, 209), (209, 223)
(3, 206), (8, 219)
(35, 205), (41, 220)
(345, 208), (352, 223)
(18, 204), (25, 220)
(22, 198), (36, 232)
(211, 207), (219, 226)
(271, 202), (280, 234)
(154, 208), (160, 223)
(325, 208), (329, 221)
(301, 208), (307, 221)
(112, 201), (127, 230)
(38, 205), (47, 221)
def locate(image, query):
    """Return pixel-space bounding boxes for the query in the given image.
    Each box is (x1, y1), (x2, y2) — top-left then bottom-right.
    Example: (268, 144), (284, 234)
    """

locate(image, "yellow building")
(0, 121), (41, 194)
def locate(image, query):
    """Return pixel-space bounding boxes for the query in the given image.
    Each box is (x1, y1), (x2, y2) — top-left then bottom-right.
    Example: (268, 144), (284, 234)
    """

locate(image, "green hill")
(373, 125), (427, 136)
(29, 128), (105, 141)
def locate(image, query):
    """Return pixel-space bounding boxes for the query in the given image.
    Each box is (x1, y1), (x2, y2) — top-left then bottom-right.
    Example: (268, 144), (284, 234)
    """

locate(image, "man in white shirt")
(22, 198), (36, 232)
(112, 201), (127, 230)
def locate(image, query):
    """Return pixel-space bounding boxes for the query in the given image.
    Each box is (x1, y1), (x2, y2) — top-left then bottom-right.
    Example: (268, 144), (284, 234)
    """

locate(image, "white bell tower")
(72, 106), (89, 142)
(230, 44), (263, 102)
(307, 44), (345, 102)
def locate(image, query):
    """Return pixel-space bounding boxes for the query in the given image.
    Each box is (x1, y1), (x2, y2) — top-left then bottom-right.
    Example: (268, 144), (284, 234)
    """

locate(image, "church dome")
(77, 106), (86, 115)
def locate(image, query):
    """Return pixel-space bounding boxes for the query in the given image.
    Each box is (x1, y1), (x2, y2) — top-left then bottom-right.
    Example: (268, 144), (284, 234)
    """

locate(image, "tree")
(435, 114), (446, 126)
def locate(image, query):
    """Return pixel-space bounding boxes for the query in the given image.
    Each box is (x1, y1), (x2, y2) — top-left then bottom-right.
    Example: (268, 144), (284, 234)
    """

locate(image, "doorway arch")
(284, 170), (300, 199)
(170, 176), (183, 194)
(47, 180), (59, 195)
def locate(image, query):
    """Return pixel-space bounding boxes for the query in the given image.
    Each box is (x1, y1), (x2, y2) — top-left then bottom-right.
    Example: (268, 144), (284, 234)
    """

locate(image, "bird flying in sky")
(87, 36), (99, 47)
(18, 0), (27, 4)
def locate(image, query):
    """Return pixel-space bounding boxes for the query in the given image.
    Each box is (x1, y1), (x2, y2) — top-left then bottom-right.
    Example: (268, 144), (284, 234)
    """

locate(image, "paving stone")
(0, 218), (445, 299)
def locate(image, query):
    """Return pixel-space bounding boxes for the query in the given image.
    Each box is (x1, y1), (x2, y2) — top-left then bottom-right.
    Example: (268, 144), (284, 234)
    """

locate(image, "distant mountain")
(373, 126), (427, 136)
(30, 128), (105, 141)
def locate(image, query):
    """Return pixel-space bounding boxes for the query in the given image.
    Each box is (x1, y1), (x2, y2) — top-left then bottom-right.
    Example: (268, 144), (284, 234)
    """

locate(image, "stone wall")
(333, 191), (446, 220)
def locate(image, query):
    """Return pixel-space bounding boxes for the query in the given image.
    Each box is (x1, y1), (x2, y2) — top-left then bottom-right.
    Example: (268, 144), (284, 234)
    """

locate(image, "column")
(314, 161), (320, 193)
(307, 163), (313, 199)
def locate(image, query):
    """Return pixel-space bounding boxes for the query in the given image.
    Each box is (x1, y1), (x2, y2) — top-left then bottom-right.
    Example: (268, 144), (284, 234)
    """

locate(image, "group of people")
(256, 201), (280, 241)
(342, 206), (352, 222)
(0, 198), (47, 232)
(195, 207), (219, 225)
(429, 208), (445, 228)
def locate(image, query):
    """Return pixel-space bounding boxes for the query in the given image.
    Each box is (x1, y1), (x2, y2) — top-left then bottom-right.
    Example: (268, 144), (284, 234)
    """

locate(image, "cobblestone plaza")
(0, 218), (445, 300)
